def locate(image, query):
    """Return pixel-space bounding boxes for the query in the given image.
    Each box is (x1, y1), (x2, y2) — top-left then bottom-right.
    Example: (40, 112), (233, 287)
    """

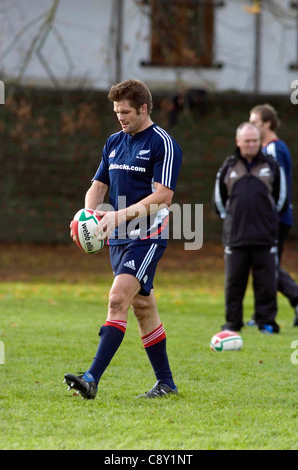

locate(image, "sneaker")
(293, 305), (298, 327)
(260, 324), (274, 335)
(136, 380), (178, 399)
(63, 372), (97, 399)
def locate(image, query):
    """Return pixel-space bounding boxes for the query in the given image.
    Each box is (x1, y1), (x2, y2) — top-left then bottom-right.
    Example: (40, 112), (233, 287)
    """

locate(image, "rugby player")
(64, 79), (182, 399)
(249, 104), (298, 327)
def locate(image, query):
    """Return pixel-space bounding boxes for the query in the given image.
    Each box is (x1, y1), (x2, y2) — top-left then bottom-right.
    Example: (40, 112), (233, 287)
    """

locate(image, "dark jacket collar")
(234, 146), (264, 167)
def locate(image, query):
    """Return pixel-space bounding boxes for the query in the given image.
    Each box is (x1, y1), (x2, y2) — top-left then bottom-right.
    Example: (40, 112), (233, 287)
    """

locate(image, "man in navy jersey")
(64, 79), (183, 399)
(249, 104), (298, 327)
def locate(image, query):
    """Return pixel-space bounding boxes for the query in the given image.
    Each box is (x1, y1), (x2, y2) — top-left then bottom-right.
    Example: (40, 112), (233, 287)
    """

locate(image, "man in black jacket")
(213, 122), (288, 334)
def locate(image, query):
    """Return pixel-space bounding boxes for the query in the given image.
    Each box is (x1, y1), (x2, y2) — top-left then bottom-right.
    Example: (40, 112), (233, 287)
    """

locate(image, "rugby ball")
(71, 208), (104, 254)
(210, 330), (243, 352)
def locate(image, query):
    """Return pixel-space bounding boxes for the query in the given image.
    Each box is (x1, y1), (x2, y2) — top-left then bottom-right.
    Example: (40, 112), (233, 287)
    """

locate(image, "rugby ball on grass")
(210, 330), (243, 352)
(72, 208), (104, 254)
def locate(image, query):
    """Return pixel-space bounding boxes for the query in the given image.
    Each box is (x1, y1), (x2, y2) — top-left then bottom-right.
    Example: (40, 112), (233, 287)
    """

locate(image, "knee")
(108, 291), (128, 317)
(131, 297), (150, 322)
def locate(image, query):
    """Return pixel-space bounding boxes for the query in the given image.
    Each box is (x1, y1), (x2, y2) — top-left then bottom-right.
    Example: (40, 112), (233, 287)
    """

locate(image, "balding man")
(213, 122), (288, 334)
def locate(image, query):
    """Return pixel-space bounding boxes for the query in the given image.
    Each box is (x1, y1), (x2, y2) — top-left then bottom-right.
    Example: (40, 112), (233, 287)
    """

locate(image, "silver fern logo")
(136, 149), (150, 160)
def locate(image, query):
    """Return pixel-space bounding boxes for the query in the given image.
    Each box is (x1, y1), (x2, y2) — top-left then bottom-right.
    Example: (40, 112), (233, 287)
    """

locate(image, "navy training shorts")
(109, 240), (166, 296)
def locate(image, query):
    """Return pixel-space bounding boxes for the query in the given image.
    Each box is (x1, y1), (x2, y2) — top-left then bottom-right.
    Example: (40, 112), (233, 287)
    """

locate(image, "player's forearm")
(117, 184), (173, 225)
(96, 184), (173, 240)
(85, 181), (108, 210)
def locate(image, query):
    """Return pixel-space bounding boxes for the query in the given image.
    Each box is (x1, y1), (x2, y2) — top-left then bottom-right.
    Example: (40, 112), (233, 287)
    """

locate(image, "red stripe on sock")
(104, 319), (127, 333)
(141, 324), (166, 348)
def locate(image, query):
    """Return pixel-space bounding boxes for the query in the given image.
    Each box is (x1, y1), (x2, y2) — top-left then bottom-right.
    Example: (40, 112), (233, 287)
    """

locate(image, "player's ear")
(263, 120), (271, 131)
(140, 103), (147, 114)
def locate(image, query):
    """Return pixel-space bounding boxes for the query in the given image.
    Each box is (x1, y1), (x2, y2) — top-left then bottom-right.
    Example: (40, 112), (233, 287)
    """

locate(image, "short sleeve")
(152, 126), (183, 191)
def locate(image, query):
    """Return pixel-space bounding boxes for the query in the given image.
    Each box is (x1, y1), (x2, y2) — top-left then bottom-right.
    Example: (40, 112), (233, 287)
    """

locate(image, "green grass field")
(0, 244), (297, 450)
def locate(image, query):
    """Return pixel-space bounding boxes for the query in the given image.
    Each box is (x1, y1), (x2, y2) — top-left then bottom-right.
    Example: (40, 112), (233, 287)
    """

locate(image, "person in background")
(213, 122), (288, 334)
(250, 104), (298, 327)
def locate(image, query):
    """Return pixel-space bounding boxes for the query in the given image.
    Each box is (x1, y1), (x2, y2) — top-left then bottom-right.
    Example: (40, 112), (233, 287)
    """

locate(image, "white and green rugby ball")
(72, 208), (104, 254)
(210, 330), (243, 351)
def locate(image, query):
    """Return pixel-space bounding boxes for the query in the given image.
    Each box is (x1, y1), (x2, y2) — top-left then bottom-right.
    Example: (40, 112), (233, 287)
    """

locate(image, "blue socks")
(84, 321), (175, 391)
(87, 323), (125, 386)
(141, 324), (176, 390)
(145, 338), (176, 389)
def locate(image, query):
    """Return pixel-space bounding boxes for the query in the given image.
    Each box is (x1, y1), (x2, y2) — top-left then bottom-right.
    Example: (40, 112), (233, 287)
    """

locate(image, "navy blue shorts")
(109, 240), (165, 296)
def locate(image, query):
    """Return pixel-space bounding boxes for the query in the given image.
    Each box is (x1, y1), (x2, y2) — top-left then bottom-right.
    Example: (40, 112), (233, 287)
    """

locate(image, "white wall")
(0, 0), (114, 88)
(0, 0), (297, 94)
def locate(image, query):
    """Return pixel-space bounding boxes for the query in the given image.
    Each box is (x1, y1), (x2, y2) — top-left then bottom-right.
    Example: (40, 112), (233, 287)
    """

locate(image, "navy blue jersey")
(263, 139), (293, 226)
(93, 123), (182, 245)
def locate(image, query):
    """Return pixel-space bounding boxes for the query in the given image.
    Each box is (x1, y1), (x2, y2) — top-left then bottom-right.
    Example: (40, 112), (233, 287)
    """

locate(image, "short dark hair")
(108, 79), (153, 114)
(250, 103), (280, 131)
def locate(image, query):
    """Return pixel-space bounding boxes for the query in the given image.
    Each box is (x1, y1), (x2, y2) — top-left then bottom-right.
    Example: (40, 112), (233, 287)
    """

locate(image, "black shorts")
(109, 240), (165, 296)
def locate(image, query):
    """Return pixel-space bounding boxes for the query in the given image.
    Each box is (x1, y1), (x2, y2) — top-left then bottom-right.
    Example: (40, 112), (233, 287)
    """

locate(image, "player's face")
(249, 112), (267, 137)
(236, 126), (261, 161)
(114, 100), (147, 135)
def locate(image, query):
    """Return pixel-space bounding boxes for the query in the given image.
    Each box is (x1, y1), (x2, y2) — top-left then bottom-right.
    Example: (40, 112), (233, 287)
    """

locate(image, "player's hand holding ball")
(70, 208), (105, 254)
(94, 210), (120, 241)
